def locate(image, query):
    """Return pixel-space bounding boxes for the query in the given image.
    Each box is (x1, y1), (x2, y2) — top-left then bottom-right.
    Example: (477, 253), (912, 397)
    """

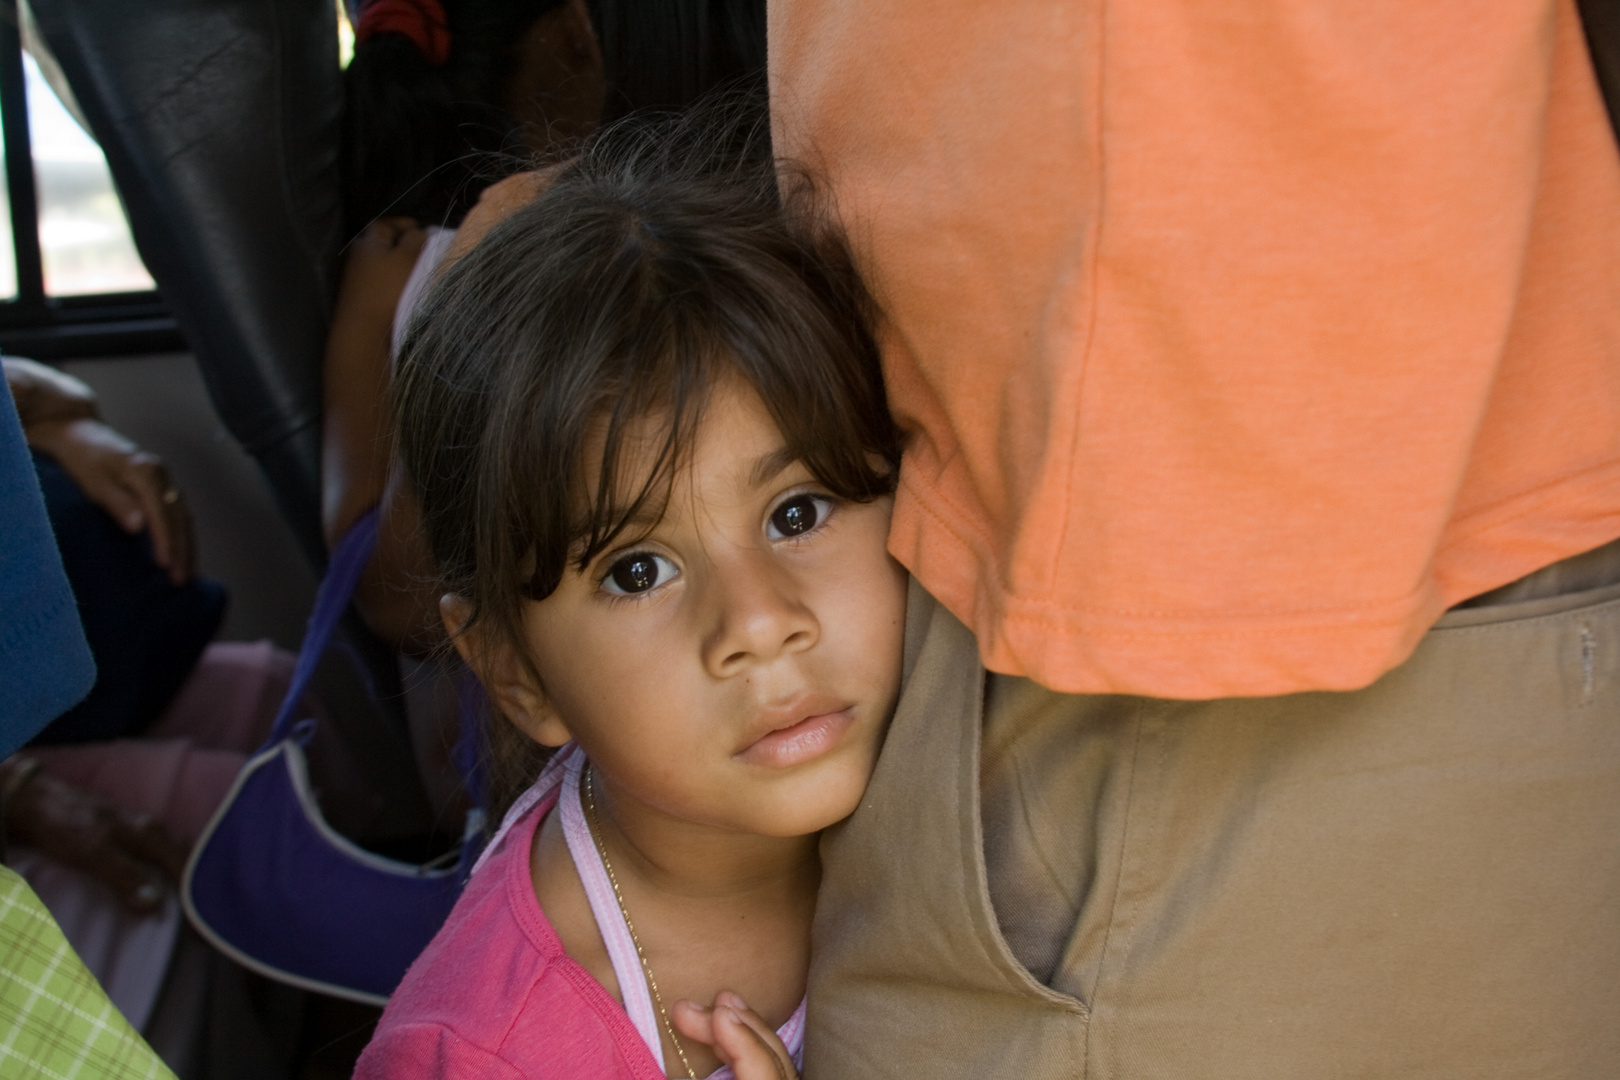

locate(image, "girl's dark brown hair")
(393, 103), (898, 813)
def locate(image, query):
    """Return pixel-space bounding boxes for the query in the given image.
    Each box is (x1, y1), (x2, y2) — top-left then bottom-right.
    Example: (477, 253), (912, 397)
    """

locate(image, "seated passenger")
(1, 356), (360, 1058)
(0, 348), (174, 1080)
(0, 357), (314, 904)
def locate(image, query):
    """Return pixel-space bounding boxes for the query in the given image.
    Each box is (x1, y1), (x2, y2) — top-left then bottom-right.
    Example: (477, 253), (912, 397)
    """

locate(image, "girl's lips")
(736, 707), (855, 769)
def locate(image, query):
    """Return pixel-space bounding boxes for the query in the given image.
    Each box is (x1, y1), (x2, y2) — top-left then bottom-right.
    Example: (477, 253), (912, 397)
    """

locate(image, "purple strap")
(266, 507), (487, 835)
(268, 509), (380, 744)
(454, 668), (488, 817)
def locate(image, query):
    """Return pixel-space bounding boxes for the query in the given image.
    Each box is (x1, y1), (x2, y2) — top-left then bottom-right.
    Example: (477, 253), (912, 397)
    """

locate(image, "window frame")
(0, 3), (182, 359)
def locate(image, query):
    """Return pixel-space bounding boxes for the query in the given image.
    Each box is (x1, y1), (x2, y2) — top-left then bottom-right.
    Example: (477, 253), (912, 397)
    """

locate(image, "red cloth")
(356, 790), (664, 1080)
(356, 0), (451, 66)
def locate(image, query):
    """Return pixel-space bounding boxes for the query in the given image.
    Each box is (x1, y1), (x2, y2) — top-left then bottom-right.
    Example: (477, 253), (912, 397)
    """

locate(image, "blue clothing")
(30, 449), (224, 745)
(0, 389), (94, 756)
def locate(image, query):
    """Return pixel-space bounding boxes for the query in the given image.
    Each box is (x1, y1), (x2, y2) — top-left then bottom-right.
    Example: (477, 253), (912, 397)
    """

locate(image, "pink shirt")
(356, 746), (805, 1078)
(354, 785), (665, 1079)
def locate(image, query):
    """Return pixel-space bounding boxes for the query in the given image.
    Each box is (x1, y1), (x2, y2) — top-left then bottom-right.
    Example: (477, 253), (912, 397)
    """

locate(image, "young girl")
(326, 0), (771, 820)
(353, 117), (907, 1078)
(328, 0), (770, 655)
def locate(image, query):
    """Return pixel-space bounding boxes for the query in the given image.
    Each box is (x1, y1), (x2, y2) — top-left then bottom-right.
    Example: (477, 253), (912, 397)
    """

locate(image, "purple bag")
(181, 510), (480, 1005)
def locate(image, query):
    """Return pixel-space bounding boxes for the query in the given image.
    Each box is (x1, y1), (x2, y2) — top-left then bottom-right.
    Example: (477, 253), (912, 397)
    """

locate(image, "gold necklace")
(582, 766), (698, 1079)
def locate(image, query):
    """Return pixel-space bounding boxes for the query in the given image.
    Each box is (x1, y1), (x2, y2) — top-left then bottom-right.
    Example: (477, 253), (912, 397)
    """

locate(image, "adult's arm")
(323, 170), (559, 651)
(0, 757), (186, 912)
(5, 358), (194, 583)
(321, 219), (443, 653)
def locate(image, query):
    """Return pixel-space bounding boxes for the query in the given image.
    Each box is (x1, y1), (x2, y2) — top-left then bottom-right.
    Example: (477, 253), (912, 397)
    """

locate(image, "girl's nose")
(701, 553), (820, 677)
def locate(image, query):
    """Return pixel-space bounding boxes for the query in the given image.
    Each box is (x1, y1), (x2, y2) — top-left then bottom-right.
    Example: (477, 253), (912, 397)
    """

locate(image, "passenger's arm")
(2, 356), (97, 425)
(328, 174), (561, 653)
(321, 218), (444, 652)
(5, 357), (194, 583)
(328, 174), (563, 654)
(0, 756), (187, 912)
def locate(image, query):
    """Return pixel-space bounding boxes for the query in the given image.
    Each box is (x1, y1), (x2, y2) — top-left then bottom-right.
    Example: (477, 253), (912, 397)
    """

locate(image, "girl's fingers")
(671, 995), (801, 1080)
(710, 994), (798, 1080)
(670, 999), (718, 1046)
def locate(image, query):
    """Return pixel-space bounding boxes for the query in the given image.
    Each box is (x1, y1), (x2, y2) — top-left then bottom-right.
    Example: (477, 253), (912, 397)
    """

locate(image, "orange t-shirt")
(771, 0), (1620, 697)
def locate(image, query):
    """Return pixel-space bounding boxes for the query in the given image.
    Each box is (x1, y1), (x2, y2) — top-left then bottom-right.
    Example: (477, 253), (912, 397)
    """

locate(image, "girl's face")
(510, 378), (907, 838)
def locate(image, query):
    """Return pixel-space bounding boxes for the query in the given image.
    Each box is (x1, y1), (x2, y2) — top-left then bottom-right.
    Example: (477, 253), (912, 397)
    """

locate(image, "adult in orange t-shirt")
(774, 1), (1620, 1075)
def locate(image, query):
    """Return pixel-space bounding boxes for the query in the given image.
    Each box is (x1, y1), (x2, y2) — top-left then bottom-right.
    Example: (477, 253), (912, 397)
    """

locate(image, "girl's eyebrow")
(589, 446), (800, 554)
(748, 446), (800, 490)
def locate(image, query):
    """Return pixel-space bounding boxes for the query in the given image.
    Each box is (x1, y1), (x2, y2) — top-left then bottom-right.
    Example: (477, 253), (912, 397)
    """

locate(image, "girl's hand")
(671, 991), (800, 1080)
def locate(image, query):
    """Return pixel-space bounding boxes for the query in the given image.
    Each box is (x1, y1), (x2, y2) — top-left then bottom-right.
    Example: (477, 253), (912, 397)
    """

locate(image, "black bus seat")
(30, 0), (340, 571)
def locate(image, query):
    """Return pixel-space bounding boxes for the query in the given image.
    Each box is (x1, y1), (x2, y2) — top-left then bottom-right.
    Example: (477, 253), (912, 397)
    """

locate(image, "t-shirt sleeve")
(355, 1022), (529, 1080)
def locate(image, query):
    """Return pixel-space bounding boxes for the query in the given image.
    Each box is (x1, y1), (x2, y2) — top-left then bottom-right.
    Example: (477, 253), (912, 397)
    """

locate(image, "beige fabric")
(806, 579), (1088, 1078)
(806, 564), (1620, 1078)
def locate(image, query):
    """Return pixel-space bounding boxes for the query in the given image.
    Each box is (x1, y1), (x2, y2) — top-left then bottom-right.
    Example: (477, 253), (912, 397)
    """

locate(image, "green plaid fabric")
(0, 866), (175, 1080)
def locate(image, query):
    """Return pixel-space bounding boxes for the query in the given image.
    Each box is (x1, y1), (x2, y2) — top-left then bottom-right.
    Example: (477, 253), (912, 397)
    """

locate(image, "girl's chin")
(734, 763), (873, 837)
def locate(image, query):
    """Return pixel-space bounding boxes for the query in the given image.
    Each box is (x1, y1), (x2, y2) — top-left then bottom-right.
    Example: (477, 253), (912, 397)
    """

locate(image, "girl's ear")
(440, 594), (573, 747)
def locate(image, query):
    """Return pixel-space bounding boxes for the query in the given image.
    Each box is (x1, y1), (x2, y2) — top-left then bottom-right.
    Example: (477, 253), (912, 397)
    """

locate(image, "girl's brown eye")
(603, 552), (676, 595)
(768, 494), (831, 540)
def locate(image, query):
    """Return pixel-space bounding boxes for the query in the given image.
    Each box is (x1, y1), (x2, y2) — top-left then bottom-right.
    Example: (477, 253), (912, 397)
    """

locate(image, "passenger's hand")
(672, 991), (801, 1080)
(25, 416), (195, 583)
(339, 216), (428, 326)
(3, 764), (188, 912)
(443, 166), (564, 267)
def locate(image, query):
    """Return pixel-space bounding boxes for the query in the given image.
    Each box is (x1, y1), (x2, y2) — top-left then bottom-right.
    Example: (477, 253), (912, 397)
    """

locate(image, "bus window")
(0, 9), (179, 360)
(22, 51), (153, 297)
(0, 92), (13, 300)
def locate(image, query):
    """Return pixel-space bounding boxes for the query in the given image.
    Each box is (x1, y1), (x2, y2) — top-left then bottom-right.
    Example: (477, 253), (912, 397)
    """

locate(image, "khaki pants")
(806, 550), (1620, 1078)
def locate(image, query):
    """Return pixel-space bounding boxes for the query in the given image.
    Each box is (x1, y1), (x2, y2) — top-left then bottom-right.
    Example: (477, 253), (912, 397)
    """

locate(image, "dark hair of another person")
(343, 0), (766, 239)
(392, 107), (897, 813)
(342, 0), (564, 238)
(587, 0), (765, 122)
